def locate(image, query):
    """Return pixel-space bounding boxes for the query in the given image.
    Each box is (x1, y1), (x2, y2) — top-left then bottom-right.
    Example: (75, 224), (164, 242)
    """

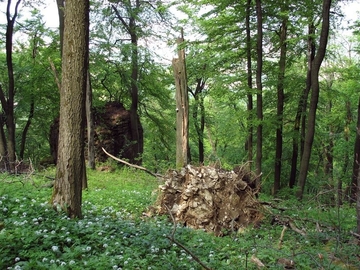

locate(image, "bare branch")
(102, 147), (159, 178)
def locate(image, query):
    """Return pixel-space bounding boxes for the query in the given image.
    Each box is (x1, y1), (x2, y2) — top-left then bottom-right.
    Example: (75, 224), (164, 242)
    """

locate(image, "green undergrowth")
(0, 168), (359, 270)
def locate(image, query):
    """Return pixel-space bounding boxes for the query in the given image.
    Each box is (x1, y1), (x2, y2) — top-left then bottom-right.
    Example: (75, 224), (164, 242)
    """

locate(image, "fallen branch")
(350, 231), (360, 240)
(278, 225), (287, 249)
(102, 147), (160, 178)
(250, 254), (265, 268)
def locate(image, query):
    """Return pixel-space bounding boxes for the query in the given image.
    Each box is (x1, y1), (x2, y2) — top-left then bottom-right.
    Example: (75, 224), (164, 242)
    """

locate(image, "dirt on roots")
(154, 164), (264, 236)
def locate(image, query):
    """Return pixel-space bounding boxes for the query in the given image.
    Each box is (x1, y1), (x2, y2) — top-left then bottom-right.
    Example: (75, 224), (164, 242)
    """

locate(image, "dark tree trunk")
(340, 100), (352, 205)
(255, 0), (263, 181)
(274, 9), (287, 195)
(52, 0), (89, 218)
(353, 97), (360, 235)
(351, 97), (360, 203)
(245, 0), (253, 169)
(289, 23), (315, 188)
(297, 0), (332, 200)
(191, 75), (206, 164)
(56, 0), (65, 57)
(112, 2), (143, 165)
(19, 99), (34, 160)
(2, 0), (22, 171)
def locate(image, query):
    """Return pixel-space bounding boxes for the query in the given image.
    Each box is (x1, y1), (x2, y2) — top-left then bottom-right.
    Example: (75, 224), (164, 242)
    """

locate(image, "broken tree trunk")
(172, 29), (189, 168)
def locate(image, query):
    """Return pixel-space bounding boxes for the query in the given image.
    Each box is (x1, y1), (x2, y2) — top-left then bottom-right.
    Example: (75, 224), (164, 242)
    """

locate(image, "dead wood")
(154, 164), (263, 236)
(271, 215), (306, 236)
(250, 254), (265, 268)
(278, 225), (287, 249)
(102, 147), (160, 178)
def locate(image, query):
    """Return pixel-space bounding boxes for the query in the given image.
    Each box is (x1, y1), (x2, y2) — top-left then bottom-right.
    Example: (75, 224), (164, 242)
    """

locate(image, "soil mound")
(155, 165), (263, 236)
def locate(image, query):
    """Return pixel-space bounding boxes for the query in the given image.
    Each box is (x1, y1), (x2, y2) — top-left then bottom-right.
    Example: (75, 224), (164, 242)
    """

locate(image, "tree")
(173, 31), (189, 168)
(353, 97), (360, 235)
(0, 0), (22, 172)
(52, 0), (89, 218)
(273, 1), (288, 195)
(297, 0), (332, 200)
(255, 0), (263, 181)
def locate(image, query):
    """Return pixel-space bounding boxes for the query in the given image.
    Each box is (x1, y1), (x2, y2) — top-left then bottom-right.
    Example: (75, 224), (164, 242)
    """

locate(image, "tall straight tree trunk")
(255, 0), (263, 181)
(353, 97), (360, 235)
(351, 97), (360, 203)
(112, 2), (143, 165)
(289, 23), (315, 188)
(274, 10), (287, 195)
(297, 0), (332, 200)
(129, 13), (142, 164)
(173, 31), (189, 168)
(340, 100), (352, 205)
(56, 0), (65, 57)
(191, 77), (206, 164)
(19, 99), (34, 160)
(245, 0), (253, 169)
(1, 0), (22, 171)
(86, 70), (95, 170)
(52, 0), (89, 218)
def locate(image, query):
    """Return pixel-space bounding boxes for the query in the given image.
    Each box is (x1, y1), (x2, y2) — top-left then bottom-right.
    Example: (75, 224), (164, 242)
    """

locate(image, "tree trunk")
(351, 97), (360, 203)
(19, 99), (34, 160)
(274, 9), (287, 195)
(52, 0), (89, 218)
(173, 31), (189, 168)
(245, 0), (253, 169)
(3, 0), (22, 171)
(56, 0), (65, 57)
(297, 0), (332, 200)
(289, 23), (315, 188)
(86, 70), (95, 170)
(191, 76), (206, 164)
(353, 97), (360, 235)
(0, 113), (6, 158)
(340, 100), (352, 205)
(255, 0), (263, 181)
(112, 2), (143, 165)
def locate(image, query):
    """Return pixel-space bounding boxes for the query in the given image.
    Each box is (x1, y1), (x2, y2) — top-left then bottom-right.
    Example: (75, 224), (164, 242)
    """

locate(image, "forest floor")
(0, 166), (359, 270)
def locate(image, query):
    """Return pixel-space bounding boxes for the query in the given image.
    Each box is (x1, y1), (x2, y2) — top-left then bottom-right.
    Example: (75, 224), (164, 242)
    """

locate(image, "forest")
(0, 0), (360, 269)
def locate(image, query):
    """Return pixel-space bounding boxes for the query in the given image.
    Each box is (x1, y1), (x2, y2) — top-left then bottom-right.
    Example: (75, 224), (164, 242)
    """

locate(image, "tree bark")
(351, 97), (360, 203)
(56, 0), (65, 57)
(353, 97), (360, 235)
(274, 8), (287, 195)
(86, 71), (95, 170)
(255, 0), (263, 181)
(52, 0), (89, 218)
(297, 0), (332, 200)
(191, 76), (206, 164)
(19, 99), (34, 160)
(112, 2), (143, 165)
(173, 31), (189, 168)
(2, 0), (22, 171)
(289, 23), (315, 188)
(245, 0), (253, 169)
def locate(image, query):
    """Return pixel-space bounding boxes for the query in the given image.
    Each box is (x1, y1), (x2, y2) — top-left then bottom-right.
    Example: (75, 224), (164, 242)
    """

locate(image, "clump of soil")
(49, 101), (143, 164)
(154, 165), (263, 236)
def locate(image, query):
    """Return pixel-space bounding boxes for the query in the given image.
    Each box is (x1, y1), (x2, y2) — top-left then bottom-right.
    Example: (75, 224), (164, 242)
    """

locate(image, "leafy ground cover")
(0, 167), (359, 269)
